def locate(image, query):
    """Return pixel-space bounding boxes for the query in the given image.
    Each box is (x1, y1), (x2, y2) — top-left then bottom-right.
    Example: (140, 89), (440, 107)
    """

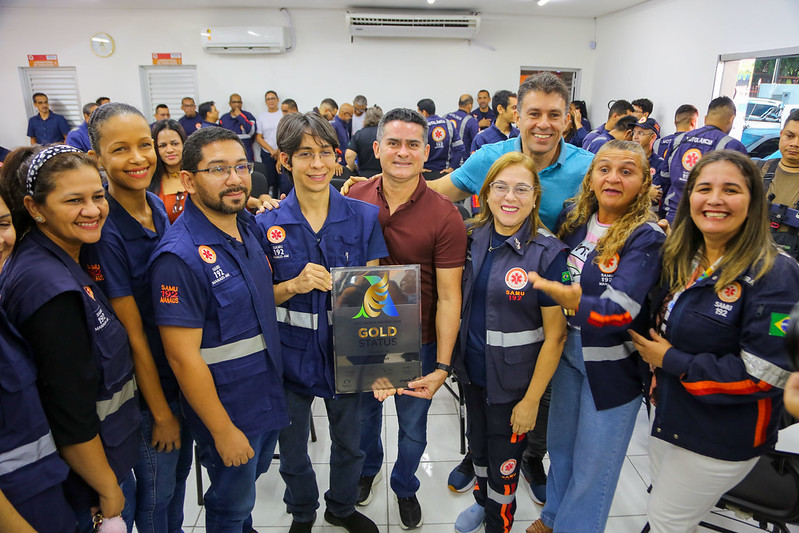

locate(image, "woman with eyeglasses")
(84, 103), (191, 533)
(150, 119), (187, 223)
(526, 140), (666, 533)
(451, 152), (569, 533)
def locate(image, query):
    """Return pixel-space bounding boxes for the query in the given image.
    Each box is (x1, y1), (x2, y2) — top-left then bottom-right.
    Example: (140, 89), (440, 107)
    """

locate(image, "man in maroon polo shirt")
(347, 107), (466, 529)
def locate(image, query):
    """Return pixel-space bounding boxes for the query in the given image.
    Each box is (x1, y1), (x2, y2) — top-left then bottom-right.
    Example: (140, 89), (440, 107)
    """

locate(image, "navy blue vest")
(1, 230), (140, 508)
(0, 306), (69, 506)
(456, 221), (566, 404)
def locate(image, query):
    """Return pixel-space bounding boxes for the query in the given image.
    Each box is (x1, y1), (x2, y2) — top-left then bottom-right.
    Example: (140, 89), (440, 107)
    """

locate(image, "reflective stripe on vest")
(582, 342), (635, 362)
(0, 432), (57, 477)
(486, 327), (544, 348)
(276, 307), (319, 330)
(742, 350), (791, 388)
(96, 377), (137, 422)
(200, 333), (267, 365)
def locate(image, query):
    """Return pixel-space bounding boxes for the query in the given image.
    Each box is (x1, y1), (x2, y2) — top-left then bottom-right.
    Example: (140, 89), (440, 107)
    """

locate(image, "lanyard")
(659, 255), (722, 333)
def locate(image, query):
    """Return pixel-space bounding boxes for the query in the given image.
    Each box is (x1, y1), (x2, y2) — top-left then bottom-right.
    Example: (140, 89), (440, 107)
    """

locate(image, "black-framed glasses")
(189, 163), (254, 179)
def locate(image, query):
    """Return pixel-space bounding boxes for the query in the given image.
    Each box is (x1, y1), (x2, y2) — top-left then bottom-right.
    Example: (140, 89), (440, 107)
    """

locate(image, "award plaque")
(331, 265), (422, 394)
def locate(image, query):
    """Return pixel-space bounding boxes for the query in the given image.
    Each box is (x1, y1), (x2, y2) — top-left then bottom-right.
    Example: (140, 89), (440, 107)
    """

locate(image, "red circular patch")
(500, 459), (517, 476)
(267, 226), (286, 244)
(505, 268), (528, 290)
(198, 245), (217, 264)
(718, 281), (742, 303)
(598, 254), (619, 274)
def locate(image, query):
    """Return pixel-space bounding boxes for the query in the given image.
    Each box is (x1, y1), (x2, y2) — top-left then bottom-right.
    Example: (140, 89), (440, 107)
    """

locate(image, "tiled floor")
(173, 382), (798, 532)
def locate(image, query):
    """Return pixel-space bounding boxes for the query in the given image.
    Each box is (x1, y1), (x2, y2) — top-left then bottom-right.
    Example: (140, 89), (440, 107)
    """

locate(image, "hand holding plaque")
(331, 265), (422, 394)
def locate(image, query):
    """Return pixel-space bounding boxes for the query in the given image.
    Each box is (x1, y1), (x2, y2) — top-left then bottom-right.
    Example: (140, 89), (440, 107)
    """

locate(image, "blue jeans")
(540, 329), (641, 532)
(75, 469), (137, 533)
(279, 389), (363, 521)
(359, 342), (435, 497)
(133, 401), (194, 533)
(194, 429), (280, 533)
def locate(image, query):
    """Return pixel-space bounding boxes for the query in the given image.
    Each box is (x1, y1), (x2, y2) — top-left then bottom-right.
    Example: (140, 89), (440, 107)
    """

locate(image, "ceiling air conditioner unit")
(202, 26), (289, 54)
(346, 10), (480, 40)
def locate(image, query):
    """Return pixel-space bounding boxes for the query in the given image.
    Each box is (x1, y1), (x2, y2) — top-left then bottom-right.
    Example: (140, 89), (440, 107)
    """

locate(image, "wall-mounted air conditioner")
(346, 10), (481, 40)
(201, 26), (289, 54)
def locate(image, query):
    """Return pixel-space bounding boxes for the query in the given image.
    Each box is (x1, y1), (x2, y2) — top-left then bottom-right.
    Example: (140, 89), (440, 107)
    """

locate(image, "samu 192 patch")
(769, 313), (790, 337)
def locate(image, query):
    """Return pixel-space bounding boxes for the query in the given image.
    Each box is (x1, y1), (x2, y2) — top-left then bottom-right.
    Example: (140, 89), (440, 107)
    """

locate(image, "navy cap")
(634, 117), (661, 137)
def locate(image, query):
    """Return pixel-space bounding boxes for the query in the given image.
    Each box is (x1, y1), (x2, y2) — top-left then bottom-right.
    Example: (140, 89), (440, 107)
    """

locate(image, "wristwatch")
(434, 362), (453, 376)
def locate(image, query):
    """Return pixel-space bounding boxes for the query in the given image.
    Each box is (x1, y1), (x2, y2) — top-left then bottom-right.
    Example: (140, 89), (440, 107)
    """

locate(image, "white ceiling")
(0, 0), (650, 18)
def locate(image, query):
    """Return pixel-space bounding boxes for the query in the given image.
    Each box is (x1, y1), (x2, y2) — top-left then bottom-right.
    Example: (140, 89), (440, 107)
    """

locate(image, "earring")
(35, 216), (44, 223)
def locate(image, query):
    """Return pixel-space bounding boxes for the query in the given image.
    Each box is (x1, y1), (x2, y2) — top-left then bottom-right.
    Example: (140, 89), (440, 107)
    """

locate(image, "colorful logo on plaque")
(353, 274), (399, 318)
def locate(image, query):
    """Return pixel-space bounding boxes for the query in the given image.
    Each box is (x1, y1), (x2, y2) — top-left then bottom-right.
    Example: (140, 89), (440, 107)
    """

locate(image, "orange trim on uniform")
(682, 379), (772, 396)
(500, 503), (512, 532)
(500, 483), (516, 533)
(510, 432), (526, 443)
(587, 310), (633, 327)
(754, 397), (771, 447)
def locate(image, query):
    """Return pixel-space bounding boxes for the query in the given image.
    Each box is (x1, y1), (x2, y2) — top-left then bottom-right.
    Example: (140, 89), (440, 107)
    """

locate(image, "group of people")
(2, 69), (798, 533)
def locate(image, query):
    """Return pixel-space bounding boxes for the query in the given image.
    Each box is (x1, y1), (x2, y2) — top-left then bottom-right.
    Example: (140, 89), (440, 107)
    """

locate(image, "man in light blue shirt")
(428, 73), (593, 231)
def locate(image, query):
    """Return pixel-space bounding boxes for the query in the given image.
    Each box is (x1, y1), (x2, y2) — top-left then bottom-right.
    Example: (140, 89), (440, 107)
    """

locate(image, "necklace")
(488, 231), (506, 252)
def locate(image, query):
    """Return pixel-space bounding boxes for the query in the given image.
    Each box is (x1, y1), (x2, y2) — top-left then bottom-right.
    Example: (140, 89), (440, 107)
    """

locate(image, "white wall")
(592, 0), (799, 136)
(0, 7), (597, 149)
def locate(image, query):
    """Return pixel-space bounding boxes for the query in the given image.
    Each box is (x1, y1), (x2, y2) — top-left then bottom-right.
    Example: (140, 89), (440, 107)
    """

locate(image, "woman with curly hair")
(526, 140), (666, 532)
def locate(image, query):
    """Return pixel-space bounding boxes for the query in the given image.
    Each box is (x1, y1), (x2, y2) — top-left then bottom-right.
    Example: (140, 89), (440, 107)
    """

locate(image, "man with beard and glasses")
(149, 127), (288, 531)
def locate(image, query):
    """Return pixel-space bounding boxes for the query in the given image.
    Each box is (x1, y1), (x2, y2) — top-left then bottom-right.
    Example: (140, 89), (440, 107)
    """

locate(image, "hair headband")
(26, 145), (82, 196)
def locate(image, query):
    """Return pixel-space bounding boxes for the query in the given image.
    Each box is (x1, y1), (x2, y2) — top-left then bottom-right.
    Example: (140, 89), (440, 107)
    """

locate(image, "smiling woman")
(451, 152), (570, 533)
(527, 140), (666, 533)
(633, 150), (799, 532)
(0, 145), (140, 532)
(86, 102), (192, 532)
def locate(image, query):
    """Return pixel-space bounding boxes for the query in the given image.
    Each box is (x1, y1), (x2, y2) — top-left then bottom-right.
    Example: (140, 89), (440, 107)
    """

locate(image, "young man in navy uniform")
(417, 98), (464, 181)
(660, 96), (748, 224)
(150, 127), (288, 532)
(653, 104), (698, 158)
(256, 112), (387, 533)
(446, 95), (479, 166)
(471, 90), (519, 153)
(581, 99), (635, 150)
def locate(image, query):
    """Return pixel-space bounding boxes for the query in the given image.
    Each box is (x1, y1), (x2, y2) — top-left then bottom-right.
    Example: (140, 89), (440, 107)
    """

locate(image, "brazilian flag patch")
(562, 271), (571, 283)
(769, 313), (791, 337)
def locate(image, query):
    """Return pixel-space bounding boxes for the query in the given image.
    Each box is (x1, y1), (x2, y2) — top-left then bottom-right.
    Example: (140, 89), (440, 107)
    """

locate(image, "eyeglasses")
(230, 100), (242, 104)
(190, 163), (253, 179)
(293, 150), (336, 162)
(181, 103), (196, 108)
(489, 181), (535, 198)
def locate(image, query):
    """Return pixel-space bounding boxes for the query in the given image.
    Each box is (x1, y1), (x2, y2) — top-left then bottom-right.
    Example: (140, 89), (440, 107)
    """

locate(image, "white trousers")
(647, 435), (759, 533)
